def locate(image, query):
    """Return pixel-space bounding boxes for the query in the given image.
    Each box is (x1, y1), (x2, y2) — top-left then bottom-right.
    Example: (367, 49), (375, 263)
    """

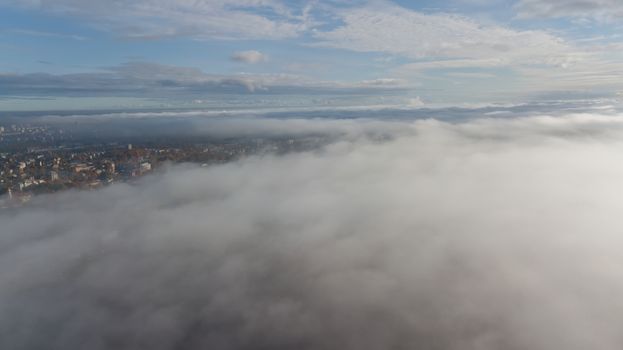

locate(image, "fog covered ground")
(4, 109), (623, 349)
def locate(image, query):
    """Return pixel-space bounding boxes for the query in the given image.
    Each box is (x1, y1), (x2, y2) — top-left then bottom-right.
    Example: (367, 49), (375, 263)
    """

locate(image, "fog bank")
(3, 114), (623, 349)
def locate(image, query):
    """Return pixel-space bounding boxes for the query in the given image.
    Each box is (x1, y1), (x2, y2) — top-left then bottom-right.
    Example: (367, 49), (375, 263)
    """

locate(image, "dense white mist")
(4, 114), (623, 349)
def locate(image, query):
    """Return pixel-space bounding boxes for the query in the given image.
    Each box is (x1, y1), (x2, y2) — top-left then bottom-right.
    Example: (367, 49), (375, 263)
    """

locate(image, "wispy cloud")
(1, 28), (87, 40)
(515, 0), (623, 20)
(313, 2), (577, 67)
(0, 0), (313, 40)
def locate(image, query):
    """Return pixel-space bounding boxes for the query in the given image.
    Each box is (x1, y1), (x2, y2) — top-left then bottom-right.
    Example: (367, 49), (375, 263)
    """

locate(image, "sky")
(1, 0), (623, 110)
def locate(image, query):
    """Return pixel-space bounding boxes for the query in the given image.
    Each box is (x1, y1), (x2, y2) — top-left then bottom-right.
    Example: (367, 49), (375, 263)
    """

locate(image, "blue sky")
(1, 0), (623, 111)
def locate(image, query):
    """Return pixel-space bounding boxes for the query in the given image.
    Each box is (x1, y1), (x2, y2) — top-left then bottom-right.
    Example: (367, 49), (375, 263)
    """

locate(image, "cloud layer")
(0, 0), (310, 40)
(4, 113), (623, 349)
(515, 0), (623, 20)
(0, 62), (408, 97)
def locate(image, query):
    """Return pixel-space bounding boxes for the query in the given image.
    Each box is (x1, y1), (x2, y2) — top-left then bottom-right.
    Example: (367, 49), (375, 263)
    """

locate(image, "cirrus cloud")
(313, 2), (578, 67)
(0, 0), (312, 40)
(515, 0), (623, 20)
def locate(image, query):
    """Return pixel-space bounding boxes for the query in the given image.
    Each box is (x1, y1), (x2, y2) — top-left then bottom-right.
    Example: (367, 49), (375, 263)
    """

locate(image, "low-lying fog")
(3, 112), (623, 349)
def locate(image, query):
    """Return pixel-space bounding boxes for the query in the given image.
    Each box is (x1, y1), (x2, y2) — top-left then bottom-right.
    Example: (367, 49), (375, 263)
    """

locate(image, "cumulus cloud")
(4, 113), (623, 349)
(515, 0), (623, 20)
(231, 50), (268, 64)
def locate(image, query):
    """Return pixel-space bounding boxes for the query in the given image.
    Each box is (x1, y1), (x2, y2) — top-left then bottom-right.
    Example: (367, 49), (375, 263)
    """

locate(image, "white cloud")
(231, 50), (268, 64)
(515, 0), (623, 20)
(397, 58), (508, 71)
(0, 0), (312, 40)
(514, 59), (623, 92)
(313, 2), (577, 67)
(2, 0), (621, 100)
(355, 78), (408, 87)
(445, 72), (497, 79)
(406, 96), (425, 106)
(5, 114), (623, 348)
